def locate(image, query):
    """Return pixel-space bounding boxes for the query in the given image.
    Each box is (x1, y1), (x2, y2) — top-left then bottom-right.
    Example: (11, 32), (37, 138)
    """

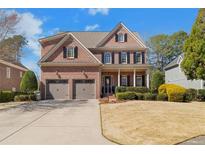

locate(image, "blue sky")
(4, 8), (198, 76)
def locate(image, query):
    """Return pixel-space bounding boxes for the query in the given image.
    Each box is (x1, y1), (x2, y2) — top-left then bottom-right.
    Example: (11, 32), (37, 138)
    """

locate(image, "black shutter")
(142, 51), (145, 64)
(134, 52), (136, 64)
(119, 52), (121, 64)
(63, 47), (67, 58)
(124, 33), (127, 42)
(115, 34), (118, 42)
(127, 75), (130, 86)
(127, 52), (130, 64)
(74, 46), (78, 58)
(102, 52), (104, 64)
(142, 75), (145, 86)
(112, 52), (115, 64)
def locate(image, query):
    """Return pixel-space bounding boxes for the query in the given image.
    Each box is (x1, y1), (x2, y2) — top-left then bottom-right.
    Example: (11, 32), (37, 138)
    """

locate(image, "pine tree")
(181, 9), (205, 80)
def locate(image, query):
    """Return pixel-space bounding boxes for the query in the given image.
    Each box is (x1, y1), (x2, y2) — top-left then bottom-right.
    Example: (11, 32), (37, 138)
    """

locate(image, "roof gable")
(96, 22), (147, 48)
(39, 33), (102, 64)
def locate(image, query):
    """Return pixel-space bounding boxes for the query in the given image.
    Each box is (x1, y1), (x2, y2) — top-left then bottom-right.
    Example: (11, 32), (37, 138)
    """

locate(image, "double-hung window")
(136, 75), (142, 87)
(104, 52), (111, 64)
(135, 52), (141, 64)
(6, 67), (10, 79)
(67, 47), (74, 58)
(121, 52), (127, 64)
(118, 33), (124, 42)
(121, 75), (127, 86)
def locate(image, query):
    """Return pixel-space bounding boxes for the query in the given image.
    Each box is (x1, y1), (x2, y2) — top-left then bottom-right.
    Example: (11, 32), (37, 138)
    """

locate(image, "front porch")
(101, 68), (150, 97)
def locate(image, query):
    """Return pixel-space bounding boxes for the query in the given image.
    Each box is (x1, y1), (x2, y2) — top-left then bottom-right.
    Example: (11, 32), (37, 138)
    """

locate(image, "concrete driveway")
(0, 99), (113, 144)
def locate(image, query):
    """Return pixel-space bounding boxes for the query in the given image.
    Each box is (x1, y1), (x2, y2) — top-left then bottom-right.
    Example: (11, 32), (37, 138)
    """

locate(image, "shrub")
(184, 89), (197, 102)
(158, 84), (186, 102)
(116, 92), (136, 100)
(0, 91), (15, 103)
(197, 89), (205, 101)
(135, 93), (144, 100)
(151, 70), (165, 93)
(126, 86), (149, 93)
(144, 93), (156, 100)
(115, 86), (126, 93)
(20, 71), (38, 93)
(157, 93), (168, 101)
(14, 94), (36, 102)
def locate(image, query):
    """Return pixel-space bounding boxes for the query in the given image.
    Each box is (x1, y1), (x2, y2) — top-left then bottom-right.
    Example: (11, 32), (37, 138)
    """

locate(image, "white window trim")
(118, 33), (124, 42)
(121, 51), (127, 64)
(136, 75), (142, 87)
(104, 52), (112, 64)
(6, 67), (11, 79)
(67, 47), (75, 58)
(135, 51), (142, 64)
(121, 75), (127, 86)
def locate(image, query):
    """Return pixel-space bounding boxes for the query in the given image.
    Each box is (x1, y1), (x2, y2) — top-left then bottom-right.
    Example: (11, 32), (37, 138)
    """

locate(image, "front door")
(104, 76), (112, 95)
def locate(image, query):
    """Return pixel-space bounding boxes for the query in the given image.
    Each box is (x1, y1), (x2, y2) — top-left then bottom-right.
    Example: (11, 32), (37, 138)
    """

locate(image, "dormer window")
(118, 33), (124, 42)
(104, 52), (111, 64)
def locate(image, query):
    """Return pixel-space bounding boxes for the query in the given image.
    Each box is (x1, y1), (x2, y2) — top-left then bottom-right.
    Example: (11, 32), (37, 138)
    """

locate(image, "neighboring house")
(0, 59), (28, 91)
(39, 23), (150, 100)
(164, 54), (205, 89)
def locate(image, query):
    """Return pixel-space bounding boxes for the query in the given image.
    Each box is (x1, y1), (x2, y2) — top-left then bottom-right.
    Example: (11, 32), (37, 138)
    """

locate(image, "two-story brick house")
(0, 59), (28, 91)
(39, 23), (150, 100)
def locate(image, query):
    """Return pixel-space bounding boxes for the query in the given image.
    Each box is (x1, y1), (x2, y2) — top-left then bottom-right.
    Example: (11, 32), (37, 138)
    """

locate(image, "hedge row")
(0, 91), (36, 103)
(115, 86), (149, 93)
(116, 92), (166, 101)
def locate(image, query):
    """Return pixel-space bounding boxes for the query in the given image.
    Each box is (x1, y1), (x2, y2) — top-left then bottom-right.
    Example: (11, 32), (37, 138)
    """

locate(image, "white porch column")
(146, 70), (150, 88)
(133, 69), (136, 87)
(118, 69), (120, 86)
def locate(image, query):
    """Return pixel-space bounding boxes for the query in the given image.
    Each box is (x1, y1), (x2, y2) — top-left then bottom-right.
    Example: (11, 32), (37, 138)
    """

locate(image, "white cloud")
(14, 12), (43, 56)
(85, 24), (100, 31)
(88, 8), (110, 16)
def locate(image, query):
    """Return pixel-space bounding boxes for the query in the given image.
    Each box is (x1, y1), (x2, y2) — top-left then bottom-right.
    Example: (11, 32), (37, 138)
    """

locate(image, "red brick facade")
(39, 23), (149, 99)
(0, 62), (27, 91)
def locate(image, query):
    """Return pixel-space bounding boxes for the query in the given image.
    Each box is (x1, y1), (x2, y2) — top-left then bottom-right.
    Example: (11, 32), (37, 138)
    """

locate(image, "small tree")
(151, 70), (165, 93)
(20, 71), (38, 93)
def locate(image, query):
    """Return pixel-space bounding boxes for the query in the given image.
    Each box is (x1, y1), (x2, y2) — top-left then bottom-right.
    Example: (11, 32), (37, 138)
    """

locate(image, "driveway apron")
(0, 99), (113, 144)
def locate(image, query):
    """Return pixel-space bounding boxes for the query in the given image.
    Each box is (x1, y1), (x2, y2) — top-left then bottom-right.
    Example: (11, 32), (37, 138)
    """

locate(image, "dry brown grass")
(100, 101), (205, 145)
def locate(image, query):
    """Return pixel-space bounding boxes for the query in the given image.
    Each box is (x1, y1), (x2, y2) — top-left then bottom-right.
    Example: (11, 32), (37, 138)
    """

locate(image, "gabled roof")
(96, 22), (147, 48)
(164, 54), (184, 71)
(39, 23), (146, 49)
(0, 59), (28, 71)
(39, 33), (102, 64)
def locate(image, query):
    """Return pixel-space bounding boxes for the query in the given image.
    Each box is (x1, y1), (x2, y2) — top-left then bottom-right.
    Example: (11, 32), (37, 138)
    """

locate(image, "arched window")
(104, 52), (111, 64)
(118, 33), (124, 42)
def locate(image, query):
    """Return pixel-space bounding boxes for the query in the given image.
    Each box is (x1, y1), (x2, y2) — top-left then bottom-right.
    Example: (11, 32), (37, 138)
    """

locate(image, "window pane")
(135, 52), (141, 63)
(104, 52), (111, 64)
(118, 34), (124, 42)
(121, 52), (127, 64)
(121, 76), (127, 86)
(67, 48), (74, 57)
(136, 76), (142, 87)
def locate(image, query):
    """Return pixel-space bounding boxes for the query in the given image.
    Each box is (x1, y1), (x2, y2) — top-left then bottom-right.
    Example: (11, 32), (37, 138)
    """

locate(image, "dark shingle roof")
(164, 54), (184, 70)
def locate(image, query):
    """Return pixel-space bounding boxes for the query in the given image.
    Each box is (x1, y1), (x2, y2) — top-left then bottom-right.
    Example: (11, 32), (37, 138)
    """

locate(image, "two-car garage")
(46, 79), (96, 100)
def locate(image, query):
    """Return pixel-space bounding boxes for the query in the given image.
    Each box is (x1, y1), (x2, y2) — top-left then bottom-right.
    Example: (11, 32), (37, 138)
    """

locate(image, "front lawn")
(100, 101), (205, 144)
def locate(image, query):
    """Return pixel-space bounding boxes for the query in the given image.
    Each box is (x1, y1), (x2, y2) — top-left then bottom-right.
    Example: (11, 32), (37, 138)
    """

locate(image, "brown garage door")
(46, 80), (69, 99)
(73, 79), (95, 99)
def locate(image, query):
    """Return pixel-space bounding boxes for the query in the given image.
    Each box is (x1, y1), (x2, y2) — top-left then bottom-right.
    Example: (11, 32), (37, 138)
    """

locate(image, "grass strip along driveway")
(100, 101), (205, 144)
